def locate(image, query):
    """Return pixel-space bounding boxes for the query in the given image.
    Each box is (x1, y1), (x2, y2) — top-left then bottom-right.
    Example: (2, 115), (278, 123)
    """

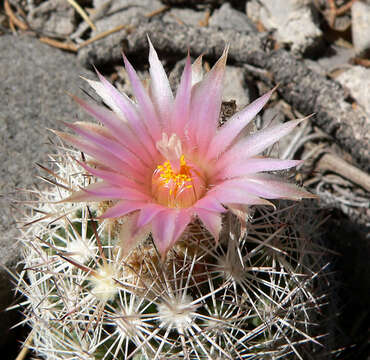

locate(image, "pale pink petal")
(119, 212), (151, 256)
(208, 186), (274, 206)
(77, 160), (147, 193)
(99, 200), (146, 219)
(188, 47), (228, 155)
(193, 195), (226, 213)
(63, 181), (150, 203)
(172, 209), (192, 242)
(219, 174), (315, 200)
(213, 158), (303, 180)
(123, 53), (162, 140)
(62, 122), (147, 174)
(172, 55), (192, 138)
(72, 96), (155, 165)
(151, 209), (178, 257)
(191, 54), (203, 86)
(62, 182), (121, 202)
(93, 71), (158, 159)
(196, 209), (222, 243)
(148, 37), (173, 127)
(137, 203), (167, 228)
(84, 183), (150, 201)
(207, 88), (275, 159)
(227, 203), (251, 236)
(83, 76), (128, 117)
(54, 131), (138, 177)
(215, 118), (306, 172)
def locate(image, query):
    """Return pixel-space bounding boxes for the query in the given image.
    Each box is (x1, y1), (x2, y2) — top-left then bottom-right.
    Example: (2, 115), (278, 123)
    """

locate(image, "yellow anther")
(155, 156), (193, 192)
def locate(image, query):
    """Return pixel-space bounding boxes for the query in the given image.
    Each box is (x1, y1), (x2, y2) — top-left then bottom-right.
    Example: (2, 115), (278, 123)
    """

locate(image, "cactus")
(14, 41), (331, 359)
(16, 148), (329, 360)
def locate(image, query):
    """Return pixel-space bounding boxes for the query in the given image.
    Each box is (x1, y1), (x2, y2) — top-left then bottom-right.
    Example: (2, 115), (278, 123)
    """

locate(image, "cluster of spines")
(16, 153), (329, 360)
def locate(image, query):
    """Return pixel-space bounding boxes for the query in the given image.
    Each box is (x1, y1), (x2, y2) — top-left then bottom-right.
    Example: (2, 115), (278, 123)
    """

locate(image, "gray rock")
(209, 3), (256, 33)
(27, 0), (75, 37)
(79, 0), (162, 66)
(351, 1), (370, 56)
(163, 8), (206, 27)
(336, 65), (370, 117)
(246, 0), (323, 55)
(92, 0), (162, 32)
(223, 66), (251, 109)
(0, 34), (93, 345)
(305, 45), (355, 76)
(169, 59), (251, 109)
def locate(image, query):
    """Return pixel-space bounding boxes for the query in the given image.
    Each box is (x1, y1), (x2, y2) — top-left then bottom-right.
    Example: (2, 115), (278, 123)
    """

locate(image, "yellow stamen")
(152, 153), (206, 208)
(155, 155), (193, 194)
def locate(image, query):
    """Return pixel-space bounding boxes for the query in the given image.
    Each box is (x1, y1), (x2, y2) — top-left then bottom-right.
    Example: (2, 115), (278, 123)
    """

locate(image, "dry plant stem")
(77, 24), (132, 50)
(66, 0), (96, 31)
(327, 0), (337, 27)
(15, 329), (34, 360)
(316, 152), (370, 192)
(336, 0), (357, 16)
(4, 0), (28, 31)
(352, 57), (370, 68)
(71, 0), (113, 40)
(326, 0), (357, 27)
(39, 37), (77, 52)
(145, 6), (170, 18)
(198, 9), (211, 27)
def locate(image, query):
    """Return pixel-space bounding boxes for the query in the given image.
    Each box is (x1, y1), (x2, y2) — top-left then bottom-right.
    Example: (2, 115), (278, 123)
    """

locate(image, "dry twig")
(66, 0), (96, 31)
(145, 6), (170, 18)
(4, 0), (28, 31)
(315, 152), (370, 192)
(15, 329), (34, 360)
(77, 24), (132, 50)
(39, 37), (78, 52)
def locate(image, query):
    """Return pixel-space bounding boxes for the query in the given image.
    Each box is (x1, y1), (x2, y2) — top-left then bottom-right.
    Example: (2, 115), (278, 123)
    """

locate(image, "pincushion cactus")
(15, 41), (329, 359)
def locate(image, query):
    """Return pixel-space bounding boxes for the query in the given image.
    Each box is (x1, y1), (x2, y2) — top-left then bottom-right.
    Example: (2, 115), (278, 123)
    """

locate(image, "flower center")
(152, 133), (206, 208)
(152, 154), (205, 208)
(156, 155), (193, 194)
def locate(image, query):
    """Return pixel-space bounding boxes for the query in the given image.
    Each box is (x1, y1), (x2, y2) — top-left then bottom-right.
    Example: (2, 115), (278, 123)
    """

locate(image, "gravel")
(0, 34), (93, 345)
(336, 65), (370, 117)
(246, 0), (323, 55)
(351, 0), (370, 56)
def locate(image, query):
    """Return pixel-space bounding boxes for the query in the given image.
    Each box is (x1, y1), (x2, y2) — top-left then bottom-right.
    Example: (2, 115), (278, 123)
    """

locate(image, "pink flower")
(57, 40), (313, 257)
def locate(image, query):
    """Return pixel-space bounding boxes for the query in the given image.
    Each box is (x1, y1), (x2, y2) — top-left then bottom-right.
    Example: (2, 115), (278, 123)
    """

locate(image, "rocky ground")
(0, 0), (369, 359)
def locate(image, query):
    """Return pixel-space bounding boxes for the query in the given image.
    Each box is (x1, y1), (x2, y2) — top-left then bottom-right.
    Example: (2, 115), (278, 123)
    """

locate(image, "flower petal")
(137, 203), (167, 228)
(208, 186), (274, 206)
(213, 158), (303, 180)
(83, 75), (132, 118)
(173, 210), (192, 242)
(54, 131), (138, 177)
(172, 55), (192, 138)
(148, 37), (173, 127)
(215, 117), (307, 172)
(207, 88), (275, 159)
(123, 53), (162, 140)
(187, 47), (229, 155)
(99, 200), (146, 219)
(84, 183), (150, 201)
(196, 209), (222, 243)
(151, 209), (178, 257)
(92, 71), (158, 159)
(72, 97), (155, 166)
(62, 122), (147, 175)
(77, 160), (146, 193)
(219, 174), (315, 200)
(194, 195), (226, 213)
(191, 54), (203, 86)
(119, 212), (151, 257)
